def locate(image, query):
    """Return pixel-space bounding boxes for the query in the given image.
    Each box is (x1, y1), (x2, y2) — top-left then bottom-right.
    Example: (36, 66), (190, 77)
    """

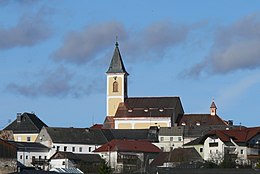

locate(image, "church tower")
(210, 100), (217, 116)
(106, 41), (128, 116)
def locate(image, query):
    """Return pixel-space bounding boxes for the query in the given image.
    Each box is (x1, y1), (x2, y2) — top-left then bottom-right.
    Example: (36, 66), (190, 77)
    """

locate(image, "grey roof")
(110, 128), (158, 141)
(106, 42), (128, 74)
(50, 151), (102, 163)
(184, 136), (204, 146)
(151, 148), (203, 166)
(159, 126), (184, 136)
(45, 127), (109, 145)
(8, 141), (49, 152)
(4, 112), (47, 134)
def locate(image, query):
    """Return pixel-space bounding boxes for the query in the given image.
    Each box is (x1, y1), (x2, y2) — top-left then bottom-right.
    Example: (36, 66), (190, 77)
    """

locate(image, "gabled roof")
(94, 139), (161, 153)
(106, 42), (128, 75)
(4, 112), (47, 134)
(206, 127), (260, 144)
(50, 151), (102, 163)
(151, 148), (203, 166)
(45, 127), (108, 145)
(177, 114), (227, 126)
(114, 97), (183, 118)
(8, 141), (49, 152)
(159, 126), (183, 136)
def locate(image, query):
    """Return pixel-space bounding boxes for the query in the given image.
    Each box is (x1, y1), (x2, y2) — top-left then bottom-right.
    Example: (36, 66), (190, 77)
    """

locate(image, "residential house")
(8, 141), (50, 170)
(35, 127), (109, 157)
(150, 148), (204, 172)
(94, 139), (161, 173)
(155, 126), (184, 152)
(193, 127), (260, 165)
(49, 151), (102, 173)
(4, 113), (47, 142)
(0, 139), (17, 174)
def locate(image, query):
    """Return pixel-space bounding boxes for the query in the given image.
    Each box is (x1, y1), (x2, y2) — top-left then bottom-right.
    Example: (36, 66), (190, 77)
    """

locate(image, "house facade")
(94, 139), (161, 173)
(36, 127), (109, 158)
(200, 127), (260, 165)
(4, 112), (47, 142)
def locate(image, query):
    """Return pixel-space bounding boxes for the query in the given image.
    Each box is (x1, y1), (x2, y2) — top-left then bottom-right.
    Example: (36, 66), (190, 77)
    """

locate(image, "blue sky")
(0, 0), (260, 128)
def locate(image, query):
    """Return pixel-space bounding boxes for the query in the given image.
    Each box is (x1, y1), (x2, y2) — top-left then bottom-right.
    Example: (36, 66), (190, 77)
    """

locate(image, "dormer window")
(113, 81), (119, 92)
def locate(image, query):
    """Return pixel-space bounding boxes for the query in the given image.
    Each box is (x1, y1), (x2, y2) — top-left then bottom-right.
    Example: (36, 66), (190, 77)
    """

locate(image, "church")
(103, 42), (227, 129)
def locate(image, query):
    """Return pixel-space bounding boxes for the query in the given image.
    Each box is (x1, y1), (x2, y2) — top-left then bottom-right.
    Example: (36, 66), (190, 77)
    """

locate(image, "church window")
(113, 81), (119, 92)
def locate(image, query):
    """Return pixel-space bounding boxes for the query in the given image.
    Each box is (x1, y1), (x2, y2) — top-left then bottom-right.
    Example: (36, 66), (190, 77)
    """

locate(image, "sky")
(0, 0), (260, 128)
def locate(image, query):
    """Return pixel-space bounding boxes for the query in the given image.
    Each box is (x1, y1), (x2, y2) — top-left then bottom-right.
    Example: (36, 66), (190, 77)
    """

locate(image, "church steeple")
(210, 100), (217, 116)
(106, 42), (128, 75)
(106, 41), (129, 116)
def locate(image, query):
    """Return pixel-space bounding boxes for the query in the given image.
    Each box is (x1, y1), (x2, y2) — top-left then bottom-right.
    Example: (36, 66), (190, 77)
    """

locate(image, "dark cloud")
(53, 21), (191, 64)
(6, 66), (73, 97)
(6, 66), (104, 98)
(53, 21), (127, 64)
(0, 12), (52, 50)
(185, 14), (260, 77)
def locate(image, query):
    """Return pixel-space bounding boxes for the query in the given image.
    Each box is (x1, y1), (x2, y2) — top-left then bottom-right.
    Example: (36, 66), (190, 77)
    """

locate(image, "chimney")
(17, 113), (22, 123)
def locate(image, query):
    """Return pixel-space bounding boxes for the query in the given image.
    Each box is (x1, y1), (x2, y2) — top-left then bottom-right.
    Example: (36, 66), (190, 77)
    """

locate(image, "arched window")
(113, 81), (119, 92)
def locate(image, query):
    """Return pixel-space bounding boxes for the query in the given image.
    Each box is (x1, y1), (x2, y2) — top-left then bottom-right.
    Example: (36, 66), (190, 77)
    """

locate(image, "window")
(216, 149), (218, 153)
(64, 146), (67, 152)
(241, 149), (244, 154)
(44, 156), (47, 160)
(27, 136), (31, 142)
(200, 148), (203, 153)
(210, 150), (212, 154)
(72, 147), (75, 152)
(39, 156), (41, 159)
(17, 136), (22, 142)
(178, 137), (182, 141)
(161, 147), (164, 151)
(89, 147), (92, 152)
(62, 161), (65, 165)
(79, 147), (82, 152)
(170, 137), (173, 141)
(20, 155), (23, 159)
(57, 146), (60, 151)
(113, 81), (119, 92)
(160, 137), (164, 142)
(209, 142), (218, 147)
(26, 155), (28, 160)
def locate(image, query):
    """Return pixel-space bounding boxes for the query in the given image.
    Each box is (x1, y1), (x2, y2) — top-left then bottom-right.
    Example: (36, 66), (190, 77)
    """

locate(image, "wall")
(0, 158), (16, 174)
(14, 133), (38, 142)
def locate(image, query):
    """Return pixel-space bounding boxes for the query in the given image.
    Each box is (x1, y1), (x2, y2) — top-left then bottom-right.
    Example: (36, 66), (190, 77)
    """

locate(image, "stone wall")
(0, 158), (17, 174)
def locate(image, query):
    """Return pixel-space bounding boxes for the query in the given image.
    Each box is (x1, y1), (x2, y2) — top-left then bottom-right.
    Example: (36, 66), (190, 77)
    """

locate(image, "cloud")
(53, 21), (191, 64)
(53, 21), (127, 64)
(0, 11), (52, 50)
(186, 14), (260, 77)
(6, 66), (73, 97)
(6, 66), (105, 98)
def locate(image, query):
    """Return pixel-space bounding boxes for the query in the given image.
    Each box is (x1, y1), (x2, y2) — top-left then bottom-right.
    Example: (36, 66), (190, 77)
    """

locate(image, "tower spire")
(210, 99), (217, 116)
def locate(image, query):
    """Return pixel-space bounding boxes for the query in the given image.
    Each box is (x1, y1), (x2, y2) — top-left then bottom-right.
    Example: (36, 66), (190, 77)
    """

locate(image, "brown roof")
(206, 127), (260, 144)
(177, 114), (227, 126)
(114, 97), (183, 118)
(94, 139), (161, 153)
(151, 148), (203, 166)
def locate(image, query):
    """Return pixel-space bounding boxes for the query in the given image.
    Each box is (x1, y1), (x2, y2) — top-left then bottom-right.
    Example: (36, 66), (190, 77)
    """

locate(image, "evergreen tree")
(99, 159), (112, 174)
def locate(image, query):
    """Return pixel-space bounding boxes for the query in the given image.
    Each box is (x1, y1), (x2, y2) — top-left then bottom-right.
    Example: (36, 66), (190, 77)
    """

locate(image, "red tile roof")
(94, 139), (161, 153)
(207, 127), (260, 143)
